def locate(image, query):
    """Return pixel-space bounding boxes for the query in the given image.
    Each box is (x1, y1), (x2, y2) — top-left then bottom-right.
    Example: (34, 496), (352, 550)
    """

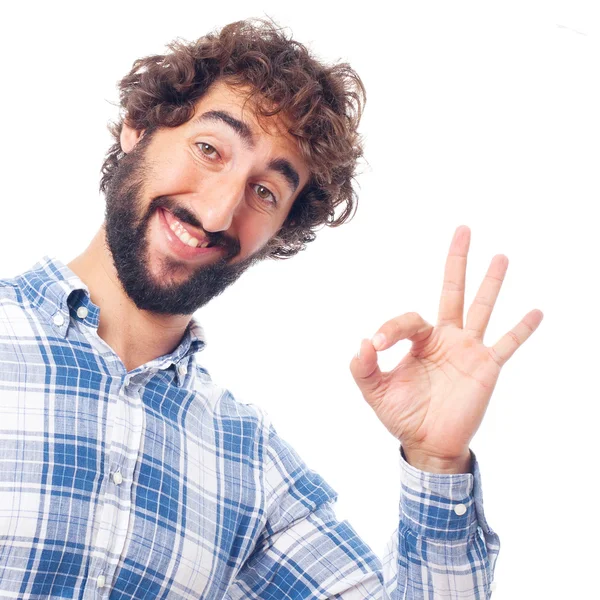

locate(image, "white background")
(1, 1), (598, 598)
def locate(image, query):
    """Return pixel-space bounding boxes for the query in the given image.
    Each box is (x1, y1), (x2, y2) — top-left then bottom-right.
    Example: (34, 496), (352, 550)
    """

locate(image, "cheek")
(236, 216), (282, 258)
(145, 147), (196, 195)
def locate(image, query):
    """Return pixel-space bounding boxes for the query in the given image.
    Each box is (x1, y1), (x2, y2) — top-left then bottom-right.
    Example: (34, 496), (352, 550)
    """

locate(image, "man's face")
(104, 81), (309, 315)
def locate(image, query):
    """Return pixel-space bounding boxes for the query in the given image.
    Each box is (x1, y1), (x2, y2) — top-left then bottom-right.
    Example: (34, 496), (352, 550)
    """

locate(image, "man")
(0, 19), (542, 598)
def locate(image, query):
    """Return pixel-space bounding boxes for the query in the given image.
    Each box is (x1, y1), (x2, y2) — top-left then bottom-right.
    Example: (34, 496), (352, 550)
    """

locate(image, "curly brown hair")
(100, 19), (366, 258)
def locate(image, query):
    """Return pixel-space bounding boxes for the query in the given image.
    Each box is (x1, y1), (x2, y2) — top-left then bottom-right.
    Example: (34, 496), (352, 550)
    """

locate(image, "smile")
(157, 207), (221, 261)
(168, 217), (208, 248)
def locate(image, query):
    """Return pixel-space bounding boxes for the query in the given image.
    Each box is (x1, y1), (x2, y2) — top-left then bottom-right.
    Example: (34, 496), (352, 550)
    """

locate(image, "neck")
(68, 227), (192, 372)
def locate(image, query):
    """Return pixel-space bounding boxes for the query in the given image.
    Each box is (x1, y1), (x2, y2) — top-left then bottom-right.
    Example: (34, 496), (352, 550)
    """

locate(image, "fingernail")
(356, 341), (362, 360)
(372, 333), (386, 351)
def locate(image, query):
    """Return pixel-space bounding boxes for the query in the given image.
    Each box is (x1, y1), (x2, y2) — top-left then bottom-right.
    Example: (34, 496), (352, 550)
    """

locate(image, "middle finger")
(465, 254), (509, 340)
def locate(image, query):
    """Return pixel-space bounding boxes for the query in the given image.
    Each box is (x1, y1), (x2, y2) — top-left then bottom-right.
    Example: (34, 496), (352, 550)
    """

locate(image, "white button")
(454, 503), (467, 516)
(178, 364), (187, 377)
(53, 314), (65, 327)
(76, 306), (89, 319)
(490, 581), (497, 592)
(97, 574), (106, 588)
(112, 471), (123, 485)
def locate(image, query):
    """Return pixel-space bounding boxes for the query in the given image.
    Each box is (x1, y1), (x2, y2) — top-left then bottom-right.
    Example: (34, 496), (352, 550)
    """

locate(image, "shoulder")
(187, 359), (338, 511)
(0, 275), (20, 303)
(0, 275), (32, 335)
(190, 358), (272, 437)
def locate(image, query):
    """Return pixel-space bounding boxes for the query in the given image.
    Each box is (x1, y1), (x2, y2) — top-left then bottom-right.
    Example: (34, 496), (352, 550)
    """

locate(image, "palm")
(374, 326), (502, 458)
(351, 226), (543, 463)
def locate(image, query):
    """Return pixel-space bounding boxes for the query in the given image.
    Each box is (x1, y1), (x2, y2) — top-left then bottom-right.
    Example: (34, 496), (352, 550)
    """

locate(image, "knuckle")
(473, 296), (494, 308)
(443, 279), (463, 292)
(523, 319), (535, 333)
(486, 273), (504, 283)
(507, 331), (520, 346)
(487, 346), (504, 367)
(389, 312), (419, 331)
(437, 317), (455, 327)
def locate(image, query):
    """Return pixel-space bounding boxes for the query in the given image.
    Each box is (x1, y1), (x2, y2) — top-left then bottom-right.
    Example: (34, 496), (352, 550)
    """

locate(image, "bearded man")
(0, 19), (542, 598)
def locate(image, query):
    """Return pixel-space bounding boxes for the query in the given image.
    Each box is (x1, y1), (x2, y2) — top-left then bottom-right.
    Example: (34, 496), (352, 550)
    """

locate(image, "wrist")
(402, 447), (473, 474)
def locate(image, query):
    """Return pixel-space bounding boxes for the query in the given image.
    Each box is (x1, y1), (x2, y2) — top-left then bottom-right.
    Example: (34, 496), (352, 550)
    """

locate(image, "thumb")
(350, 339), (385, 408)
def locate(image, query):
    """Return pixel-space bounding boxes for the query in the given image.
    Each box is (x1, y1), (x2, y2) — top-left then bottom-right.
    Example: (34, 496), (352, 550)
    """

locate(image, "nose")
(195, 176), (246, 233)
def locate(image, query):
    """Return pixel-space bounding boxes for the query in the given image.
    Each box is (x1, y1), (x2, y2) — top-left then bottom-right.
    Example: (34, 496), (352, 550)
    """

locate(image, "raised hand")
(350, 225), (543, 473)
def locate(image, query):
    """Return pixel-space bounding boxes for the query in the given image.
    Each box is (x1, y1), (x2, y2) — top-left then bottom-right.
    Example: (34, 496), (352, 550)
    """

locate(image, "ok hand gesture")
(350, 226), (543, 473)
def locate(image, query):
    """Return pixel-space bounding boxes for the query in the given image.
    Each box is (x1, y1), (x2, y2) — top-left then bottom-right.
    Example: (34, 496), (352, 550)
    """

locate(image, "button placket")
(87, 376), (142, 596)
(104, 379), (144, 565)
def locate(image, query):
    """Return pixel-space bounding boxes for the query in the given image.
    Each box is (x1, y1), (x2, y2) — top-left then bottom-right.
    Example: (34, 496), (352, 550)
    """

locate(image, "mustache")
(148, 196), (241, 260)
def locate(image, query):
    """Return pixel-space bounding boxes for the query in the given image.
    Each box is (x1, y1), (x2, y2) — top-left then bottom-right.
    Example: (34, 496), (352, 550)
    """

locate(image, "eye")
(197, 142), (219, 159)
(252, 184), (277, 205)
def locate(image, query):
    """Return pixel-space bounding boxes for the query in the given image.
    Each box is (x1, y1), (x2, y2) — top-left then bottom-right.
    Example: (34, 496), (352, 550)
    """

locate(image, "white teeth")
(167, 216), (205, 249)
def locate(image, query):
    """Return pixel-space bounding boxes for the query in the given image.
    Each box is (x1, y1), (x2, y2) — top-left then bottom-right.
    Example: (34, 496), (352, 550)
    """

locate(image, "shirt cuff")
(399, 446), (479, 541)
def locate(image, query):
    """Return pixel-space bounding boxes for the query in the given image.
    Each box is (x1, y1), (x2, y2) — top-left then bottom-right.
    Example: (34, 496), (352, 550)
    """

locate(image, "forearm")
(231, 423), (499, 599)
(385, 448), (500, 599)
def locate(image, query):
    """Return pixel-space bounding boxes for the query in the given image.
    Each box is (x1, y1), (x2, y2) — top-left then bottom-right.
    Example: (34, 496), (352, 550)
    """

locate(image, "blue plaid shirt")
(0, 257), (499, 599)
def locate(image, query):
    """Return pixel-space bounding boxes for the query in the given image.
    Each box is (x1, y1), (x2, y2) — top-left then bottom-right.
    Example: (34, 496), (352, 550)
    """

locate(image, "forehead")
(188, 81), (300, 152)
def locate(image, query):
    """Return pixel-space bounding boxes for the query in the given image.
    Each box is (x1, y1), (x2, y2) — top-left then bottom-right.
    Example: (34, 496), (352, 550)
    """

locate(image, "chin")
(148, 252), (196, 286)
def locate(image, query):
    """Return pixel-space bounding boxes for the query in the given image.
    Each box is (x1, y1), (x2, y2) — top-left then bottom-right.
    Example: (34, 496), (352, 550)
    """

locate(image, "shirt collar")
(17, 255), (206, 359)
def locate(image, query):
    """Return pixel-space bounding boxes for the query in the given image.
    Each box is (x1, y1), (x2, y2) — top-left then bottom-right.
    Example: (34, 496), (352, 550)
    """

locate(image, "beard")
(104, 134), (268, 315)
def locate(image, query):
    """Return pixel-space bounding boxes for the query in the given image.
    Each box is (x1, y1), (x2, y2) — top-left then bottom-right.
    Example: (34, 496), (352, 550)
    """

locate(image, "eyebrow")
(194, 109), (301, 194)
(268, 158), (300, 194)
(194, 110), (255, 148)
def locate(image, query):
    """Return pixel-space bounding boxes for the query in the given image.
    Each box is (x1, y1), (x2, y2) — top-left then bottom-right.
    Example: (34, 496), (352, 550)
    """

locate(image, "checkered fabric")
(0, 257), (499, 599)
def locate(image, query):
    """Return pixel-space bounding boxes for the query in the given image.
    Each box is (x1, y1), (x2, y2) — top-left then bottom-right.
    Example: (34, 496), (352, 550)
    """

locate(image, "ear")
(120, 121), (145, 154)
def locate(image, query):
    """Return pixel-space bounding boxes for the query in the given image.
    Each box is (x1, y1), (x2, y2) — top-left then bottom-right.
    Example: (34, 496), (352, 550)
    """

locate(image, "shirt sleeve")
(226, 424), (500, 599)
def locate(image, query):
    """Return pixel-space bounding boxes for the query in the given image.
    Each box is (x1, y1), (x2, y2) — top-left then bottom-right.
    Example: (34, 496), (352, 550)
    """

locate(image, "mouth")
(157, 207), (223, 261)
(161, 207), (216, 247)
